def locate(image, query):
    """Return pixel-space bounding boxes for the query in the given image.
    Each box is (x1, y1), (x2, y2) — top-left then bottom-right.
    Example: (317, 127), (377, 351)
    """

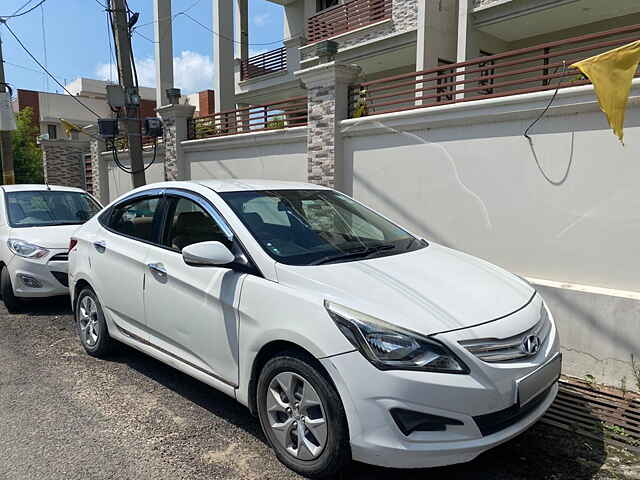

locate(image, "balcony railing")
(240, 47), (287, 81)
(349, 24), (640, 118)
(307, 0), (392, 44)
(187, 96), (307, 140)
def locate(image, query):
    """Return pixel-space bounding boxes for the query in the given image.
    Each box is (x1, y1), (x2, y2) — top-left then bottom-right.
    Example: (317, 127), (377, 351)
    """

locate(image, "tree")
(6, 107), (44, 184)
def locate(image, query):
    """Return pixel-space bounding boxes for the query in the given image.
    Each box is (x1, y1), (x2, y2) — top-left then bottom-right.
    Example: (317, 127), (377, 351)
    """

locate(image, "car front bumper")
(8, 250), (70, 298)
(321, 343), (559, 469)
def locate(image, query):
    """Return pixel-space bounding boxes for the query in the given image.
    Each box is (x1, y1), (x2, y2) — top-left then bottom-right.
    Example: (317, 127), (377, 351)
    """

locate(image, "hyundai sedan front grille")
(458, 305), (551, 363)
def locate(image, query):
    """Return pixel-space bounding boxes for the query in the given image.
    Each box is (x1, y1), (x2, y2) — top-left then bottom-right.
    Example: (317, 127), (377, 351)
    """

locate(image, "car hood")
(10, 224), (80, 249)
(275, 243), (535, 336)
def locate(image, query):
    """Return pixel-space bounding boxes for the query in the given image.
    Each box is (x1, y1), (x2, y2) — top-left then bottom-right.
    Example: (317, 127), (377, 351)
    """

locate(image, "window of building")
(47, 124), (57, 140)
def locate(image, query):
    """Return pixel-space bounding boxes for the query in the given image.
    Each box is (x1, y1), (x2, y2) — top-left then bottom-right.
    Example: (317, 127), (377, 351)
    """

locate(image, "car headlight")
(7, 239), (49, 259)
(325, 301), (469, 373)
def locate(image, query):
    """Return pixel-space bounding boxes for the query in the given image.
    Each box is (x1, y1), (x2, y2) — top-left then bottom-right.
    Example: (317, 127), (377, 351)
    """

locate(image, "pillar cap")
(156, 103), (196, 118)
(294, 61), (361, 89)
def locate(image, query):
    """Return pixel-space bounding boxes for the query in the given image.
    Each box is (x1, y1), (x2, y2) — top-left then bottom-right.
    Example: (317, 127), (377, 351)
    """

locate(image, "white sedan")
(68, 180), (560, 478)
(0, 184), (101, 312)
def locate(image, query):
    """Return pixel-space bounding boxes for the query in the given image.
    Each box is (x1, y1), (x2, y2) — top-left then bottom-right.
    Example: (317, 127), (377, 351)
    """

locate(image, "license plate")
(516, 353), (562, 406)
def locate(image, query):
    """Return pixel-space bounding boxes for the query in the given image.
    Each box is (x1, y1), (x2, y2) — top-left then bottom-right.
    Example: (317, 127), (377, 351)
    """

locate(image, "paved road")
(1, 297), (638, 480)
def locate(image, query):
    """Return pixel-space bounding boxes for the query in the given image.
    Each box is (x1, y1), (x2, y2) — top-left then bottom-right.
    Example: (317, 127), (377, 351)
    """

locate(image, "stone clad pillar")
(86, 126), (110, 204)
(296, 62), (361, 192)
(40, 139), (90, 189)
(157, 103), (196, 181)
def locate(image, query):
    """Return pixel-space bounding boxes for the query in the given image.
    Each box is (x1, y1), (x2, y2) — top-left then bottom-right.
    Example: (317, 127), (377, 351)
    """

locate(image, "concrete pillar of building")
(456, 0), (479, 98)
(284, 36), (305, 74)
(40, 139), (91, 189)
(234, 0), (249, 61)
(157, 103), (196, 181)
(416, 0), (458, 71)
(213, 0), (235, 112)
(154, 0), (175, 107)
(457, 0), (478, 62)
(295, 62), (361, 192)
(86, 128), (110, 204)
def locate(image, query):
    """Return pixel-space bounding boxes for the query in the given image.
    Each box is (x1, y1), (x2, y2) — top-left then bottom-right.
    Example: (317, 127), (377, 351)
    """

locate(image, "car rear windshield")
(5, 190), (101, 228)
(220, 189), (425, 266)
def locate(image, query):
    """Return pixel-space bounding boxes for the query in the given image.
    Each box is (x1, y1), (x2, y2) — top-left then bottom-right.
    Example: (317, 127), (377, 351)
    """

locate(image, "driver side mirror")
(182, 241), (235, 267)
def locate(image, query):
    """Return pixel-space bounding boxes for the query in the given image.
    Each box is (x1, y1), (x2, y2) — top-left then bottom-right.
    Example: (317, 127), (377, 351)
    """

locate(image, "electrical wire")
(181, 12), (299, 46)
(40, 1), (49, 93)
(3, 59), (43, 74)
(11, 0), (37, 16)
(110, 136), (158, 174)
(135, 0), (204, 29)
(523, 62), (567, 139)
(1, 22), (101, 118)
(0, 0), (47, 19)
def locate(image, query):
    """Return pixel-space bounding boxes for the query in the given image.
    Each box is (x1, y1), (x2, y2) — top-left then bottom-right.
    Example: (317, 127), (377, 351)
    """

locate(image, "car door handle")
(147, 262), (167, 278)
(93, 240), (106, 253)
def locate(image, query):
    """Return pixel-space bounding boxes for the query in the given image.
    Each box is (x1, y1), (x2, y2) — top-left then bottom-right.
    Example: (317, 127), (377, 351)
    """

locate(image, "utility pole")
(109, 0), (146, 187)
(0, 30), (15, 185)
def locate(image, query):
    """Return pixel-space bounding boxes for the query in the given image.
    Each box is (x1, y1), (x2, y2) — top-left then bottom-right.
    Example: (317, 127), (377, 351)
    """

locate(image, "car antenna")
(45, 183), (51, 191)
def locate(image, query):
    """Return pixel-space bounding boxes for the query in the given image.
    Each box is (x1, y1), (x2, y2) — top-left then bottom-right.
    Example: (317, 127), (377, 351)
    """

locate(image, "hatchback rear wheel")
(256, 351), (350, 478)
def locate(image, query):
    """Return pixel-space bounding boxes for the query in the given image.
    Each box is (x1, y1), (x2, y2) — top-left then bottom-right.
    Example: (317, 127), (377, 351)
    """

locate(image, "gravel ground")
(0, 297), (638, 480)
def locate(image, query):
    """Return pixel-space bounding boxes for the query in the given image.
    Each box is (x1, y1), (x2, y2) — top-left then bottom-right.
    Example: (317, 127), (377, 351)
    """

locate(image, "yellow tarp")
(571, 40), (640, 143)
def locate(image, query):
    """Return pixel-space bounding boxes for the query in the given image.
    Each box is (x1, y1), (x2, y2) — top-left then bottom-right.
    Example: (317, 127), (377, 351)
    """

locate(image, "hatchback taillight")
(69, 238), (78, 252)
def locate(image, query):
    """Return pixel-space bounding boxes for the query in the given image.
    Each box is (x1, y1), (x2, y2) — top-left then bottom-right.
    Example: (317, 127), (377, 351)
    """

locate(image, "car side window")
(164, 197), (232, 252)
(109, 197), (162, 243)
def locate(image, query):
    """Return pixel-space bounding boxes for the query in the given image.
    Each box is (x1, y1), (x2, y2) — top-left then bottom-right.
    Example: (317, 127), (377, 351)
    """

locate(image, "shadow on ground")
(18, 295), (72, 316)
(105, 341), (608, 480)
(5, 296), (610, 479)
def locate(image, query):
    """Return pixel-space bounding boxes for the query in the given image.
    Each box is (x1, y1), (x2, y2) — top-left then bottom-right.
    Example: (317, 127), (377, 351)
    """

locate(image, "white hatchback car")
(0, 184), (101, 312)
(69, 180), (560, 478)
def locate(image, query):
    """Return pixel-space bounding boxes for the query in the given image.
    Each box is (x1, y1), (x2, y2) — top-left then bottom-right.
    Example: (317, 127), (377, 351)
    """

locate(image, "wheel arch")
(247, 340), (333, 417)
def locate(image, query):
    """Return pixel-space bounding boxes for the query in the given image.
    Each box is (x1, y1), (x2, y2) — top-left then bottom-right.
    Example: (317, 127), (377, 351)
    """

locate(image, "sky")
(0, 0), (285, 95)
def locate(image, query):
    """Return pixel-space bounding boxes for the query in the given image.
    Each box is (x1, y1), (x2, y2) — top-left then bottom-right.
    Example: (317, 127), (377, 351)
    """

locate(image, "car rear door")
(142, 190), (245, 387)
(91, 191), (165, 340)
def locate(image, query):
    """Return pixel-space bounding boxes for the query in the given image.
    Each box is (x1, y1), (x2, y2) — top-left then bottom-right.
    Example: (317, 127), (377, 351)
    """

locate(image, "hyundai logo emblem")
(521, 335), (541, 355)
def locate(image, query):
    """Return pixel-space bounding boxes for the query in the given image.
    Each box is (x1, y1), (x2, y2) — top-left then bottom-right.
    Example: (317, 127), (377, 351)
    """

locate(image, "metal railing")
(307, 0), (392, 44)
(240, 47), (287, 81)
(187, 96), (308, 140)
(349, 24), (640, 118)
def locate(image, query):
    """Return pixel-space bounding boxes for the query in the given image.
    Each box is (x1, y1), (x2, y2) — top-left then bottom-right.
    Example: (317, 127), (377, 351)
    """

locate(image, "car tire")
(75, 288), (113, 358)
(256, 351), (351, 479)
(1, 267), (22, 313)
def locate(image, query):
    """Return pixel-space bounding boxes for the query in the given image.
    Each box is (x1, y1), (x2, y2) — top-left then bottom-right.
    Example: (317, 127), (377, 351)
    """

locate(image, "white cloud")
(95, 50), (215, 94)
(252, 13), (271, 27)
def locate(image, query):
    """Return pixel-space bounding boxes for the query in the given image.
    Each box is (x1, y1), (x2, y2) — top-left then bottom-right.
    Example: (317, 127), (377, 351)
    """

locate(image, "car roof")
(154, 179), (332, 193)
(0, 184), (86, 193)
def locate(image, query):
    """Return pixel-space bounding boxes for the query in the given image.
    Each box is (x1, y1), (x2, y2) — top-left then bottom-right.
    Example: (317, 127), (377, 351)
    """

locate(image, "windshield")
(5, 190), (101, 228)
(220, 189), (425, 266)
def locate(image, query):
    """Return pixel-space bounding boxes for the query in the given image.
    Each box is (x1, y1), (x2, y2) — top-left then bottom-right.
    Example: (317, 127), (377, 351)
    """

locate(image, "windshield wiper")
(310, 244), (396, 266)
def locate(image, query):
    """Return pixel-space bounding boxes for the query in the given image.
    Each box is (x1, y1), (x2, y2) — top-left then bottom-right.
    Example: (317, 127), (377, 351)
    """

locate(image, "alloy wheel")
(78, 295), (100, 347)
(266, 371), (328, 461)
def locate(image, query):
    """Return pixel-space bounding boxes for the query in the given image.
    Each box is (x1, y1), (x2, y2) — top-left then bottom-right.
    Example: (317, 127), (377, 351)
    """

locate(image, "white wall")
(183, 127), (308, 182)
(343, 81), (640, 294)
(342, 81), (640, 388)
(102, 149), (166, 199)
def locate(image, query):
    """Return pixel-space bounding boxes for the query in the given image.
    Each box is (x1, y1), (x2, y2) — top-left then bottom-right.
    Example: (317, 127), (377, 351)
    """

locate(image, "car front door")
(91, 192), (164, 339)
(142, 191), (245, 387)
